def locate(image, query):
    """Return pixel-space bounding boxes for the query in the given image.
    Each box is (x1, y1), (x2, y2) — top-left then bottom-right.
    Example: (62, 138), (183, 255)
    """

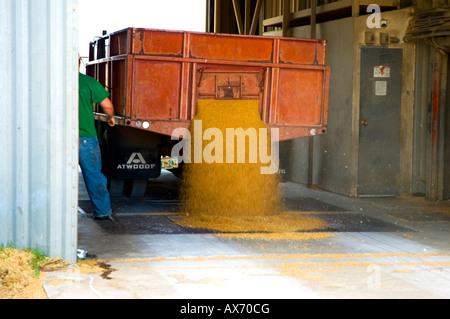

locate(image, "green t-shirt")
(78, 72), (110, 137)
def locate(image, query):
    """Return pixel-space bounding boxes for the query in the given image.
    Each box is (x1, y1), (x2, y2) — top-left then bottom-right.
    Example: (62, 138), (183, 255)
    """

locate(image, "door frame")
(357, 46), (403, 197)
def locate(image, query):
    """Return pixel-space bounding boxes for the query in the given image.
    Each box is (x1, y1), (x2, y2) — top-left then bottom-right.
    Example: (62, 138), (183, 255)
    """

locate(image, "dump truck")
(86, 28), (330, 197)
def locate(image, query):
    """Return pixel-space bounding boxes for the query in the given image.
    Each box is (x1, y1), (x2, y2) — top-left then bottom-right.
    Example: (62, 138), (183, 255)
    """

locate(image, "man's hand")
(99, 98), (116, 127)
(107, 116), (116, 127)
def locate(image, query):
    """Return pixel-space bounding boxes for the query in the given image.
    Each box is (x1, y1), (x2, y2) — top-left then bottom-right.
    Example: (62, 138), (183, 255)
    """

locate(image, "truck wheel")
(109, 178), (125, 198)
(125, 178), (148, 198)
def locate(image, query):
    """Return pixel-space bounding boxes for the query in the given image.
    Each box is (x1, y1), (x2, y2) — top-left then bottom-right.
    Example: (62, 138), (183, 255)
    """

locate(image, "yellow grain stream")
(174, 99), (328, 235)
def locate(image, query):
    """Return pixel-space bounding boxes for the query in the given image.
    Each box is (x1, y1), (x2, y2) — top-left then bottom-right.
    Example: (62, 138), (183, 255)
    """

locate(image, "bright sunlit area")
(78, 0), (207, 62)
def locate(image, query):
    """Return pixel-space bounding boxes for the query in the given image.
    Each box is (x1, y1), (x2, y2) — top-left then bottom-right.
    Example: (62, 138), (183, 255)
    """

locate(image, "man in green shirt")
(79, 71), (116, 220)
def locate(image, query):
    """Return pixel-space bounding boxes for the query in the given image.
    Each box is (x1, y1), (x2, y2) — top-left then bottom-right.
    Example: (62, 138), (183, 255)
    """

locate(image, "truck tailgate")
(87, 28), (330, 141)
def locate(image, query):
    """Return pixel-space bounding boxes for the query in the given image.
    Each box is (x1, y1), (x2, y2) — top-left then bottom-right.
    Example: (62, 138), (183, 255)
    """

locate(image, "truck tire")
(108, 178), (125, 198)
(125, 178), (148, 198)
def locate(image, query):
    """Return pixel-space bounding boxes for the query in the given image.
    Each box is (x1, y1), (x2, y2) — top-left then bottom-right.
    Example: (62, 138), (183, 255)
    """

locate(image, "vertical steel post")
(214, 0), (221, 33)
(308, 0), (317, 188)
(282, 0), (290, 37)
(430, 49), (442, 200)
(245, 0), (251, 34)
(311, 0), (317, 39)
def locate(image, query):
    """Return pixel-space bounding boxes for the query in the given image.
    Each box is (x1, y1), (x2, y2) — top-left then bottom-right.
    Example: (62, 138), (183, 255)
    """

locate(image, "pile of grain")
(0, 247), (106, 299)
(175, 99), (328, 238)
(0, 248), (48, 299)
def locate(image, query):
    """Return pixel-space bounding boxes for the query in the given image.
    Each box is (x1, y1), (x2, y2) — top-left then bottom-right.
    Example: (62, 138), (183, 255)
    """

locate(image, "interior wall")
(289, 17), (355, 196)
(289, 8), (416, 197)
(352, 8), (416, 197)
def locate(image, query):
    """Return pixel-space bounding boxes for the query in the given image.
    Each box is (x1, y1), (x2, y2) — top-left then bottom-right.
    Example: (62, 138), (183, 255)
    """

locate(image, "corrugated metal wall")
(413, 41), (449, 200)
(0, 0), (79, 262)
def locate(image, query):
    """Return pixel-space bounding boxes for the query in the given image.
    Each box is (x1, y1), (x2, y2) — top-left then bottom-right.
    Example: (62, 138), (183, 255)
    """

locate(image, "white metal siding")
(0, 0), (79, 262)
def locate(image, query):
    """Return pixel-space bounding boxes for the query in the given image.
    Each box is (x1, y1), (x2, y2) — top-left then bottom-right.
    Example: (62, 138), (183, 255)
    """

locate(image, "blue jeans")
(79, 137), (111, 217)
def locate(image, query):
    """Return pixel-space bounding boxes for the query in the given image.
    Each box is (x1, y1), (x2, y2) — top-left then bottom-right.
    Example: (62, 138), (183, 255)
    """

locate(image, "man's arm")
(99, 98), (116, 127)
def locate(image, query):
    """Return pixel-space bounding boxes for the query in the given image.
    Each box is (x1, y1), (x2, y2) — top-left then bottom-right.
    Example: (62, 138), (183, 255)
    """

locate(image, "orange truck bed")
(87, 28), (330, 141)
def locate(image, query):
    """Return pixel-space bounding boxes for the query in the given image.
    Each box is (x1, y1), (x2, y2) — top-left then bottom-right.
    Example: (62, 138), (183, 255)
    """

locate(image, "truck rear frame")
(86, 28), (330, 197)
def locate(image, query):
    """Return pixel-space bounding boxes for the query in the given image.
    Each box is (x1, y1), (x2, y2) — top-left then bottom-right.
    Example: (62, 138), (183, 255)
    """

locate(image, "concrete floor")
(42, 170), (450, 299)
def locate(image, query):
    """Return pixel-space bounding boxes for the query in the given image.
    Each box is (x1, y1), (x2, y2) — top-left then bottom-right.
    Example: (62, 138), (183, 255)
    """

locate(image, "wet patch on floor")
(388, 212), (450, 222)
(80, 194), (415, 235)
(81, 193), (415, 235)
(80, 197), (347, 216)
(78, 199), (180, 215)
(92, 214), (209, 235)
(97, 262), (117, 280)
(283, 197), (348, 212)
(305, 212), (414, 232)
(89, 209), (413, 235)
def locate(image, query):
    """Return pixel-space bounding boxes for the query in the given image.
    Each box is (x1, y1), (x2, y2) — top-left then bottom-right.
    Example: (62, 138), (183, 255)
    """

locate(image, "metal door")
(358, 47), (402, 196)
